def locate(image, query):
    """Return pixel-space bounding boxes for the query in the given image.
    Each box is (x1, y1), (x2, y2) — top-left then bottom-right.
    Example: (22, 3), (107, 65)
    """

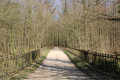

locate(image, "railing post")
(30, 52), (33, 64)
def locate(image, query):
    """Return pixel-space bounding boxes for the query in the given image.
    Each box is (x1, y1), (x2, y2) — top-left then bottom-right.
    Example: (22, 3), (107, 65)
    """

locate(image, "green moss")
(64, 50), (120, 79)
(64, 50), (88, 69)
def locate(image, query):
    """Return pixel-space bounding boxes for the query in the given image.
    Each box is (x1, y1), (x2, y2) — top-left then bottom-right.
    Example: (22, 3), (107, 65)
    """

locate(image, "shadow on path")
(24, 47), (111, 80)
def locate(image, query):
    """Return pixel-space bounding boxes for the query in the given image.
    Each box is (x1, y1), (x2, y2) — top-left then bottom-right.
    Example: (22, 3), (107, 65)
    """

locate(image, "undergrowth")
(0, 50), (50, 80)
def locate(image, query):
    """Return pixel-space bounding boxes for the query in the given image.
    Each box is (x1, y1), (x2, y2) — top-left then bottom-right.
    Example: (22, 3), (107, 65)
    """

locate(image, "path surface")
(24, 47), (110, 80)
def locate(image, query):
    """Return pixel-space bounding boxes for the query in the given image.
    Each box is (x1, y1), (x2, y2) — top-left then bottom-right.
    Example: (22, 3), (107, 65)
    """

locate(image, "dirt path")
(24, 47), (109, 80)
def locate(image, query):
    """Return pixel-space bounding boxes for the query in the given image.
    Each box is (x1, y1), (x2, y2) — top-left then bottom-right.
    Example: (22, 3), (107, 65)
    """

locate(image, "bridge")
(0, 0), (120, 80)
(23, 47), (112, 80)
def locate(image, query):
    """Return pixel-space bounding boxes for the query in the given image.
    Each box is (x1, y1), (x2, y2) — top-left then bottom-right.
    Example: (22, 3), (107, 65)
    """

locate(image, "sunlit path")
(24, 47), (106, 80)
(0, 0), (120, 80)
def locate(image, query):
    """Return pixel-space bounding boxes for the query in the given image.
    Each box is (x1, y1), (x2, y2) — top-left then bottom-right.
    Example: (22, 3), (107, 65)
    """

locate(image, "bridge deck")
(24, 47), (109, 80)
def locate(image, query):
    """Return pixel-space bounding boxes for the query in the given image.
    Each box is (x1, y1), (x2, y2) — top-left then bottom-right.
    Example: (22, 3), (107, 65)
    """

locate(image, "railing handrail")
(66, 47), (120, 59)
(0, 49), (40, 77)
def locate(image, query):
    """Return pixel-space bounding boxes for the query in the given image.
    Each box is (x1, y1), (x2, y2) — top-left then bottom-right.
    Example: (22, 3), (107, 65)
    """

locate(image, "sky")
(9, 0), (118, 20)
(55, 0), (62, 12)
(54, 0), (62, 19)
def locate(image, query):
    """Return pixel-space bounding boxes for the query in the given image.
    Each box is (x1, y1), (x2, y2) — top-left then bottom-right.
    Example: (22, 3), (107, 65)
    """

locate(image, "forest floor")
(24, 47), (113, 80)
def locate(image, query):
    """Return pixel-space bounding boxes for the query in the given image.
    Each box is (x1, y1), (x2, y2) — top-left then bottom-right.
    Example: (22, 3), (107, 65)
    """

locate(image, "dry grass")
(0, 50), (50, 80)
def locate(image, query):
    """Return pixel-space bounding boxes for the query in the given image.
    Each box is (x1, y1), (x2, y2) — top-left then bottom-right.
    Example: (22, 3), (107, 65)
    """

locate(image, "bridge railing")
(0, 49), (40, 77)
(65, 48), (120, 73)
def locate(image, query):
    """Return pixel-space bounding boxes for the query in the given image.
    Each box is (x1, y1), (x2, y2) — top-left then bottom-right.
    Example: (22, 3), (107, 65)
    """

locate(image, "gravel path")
(24, 47), (109, 80)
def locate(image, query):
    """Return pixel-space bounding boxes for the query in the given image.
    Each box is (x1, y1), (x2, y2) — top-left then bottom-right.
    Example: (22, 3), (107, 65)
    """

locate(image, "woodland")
(0, 0), (120, 57)
(0, 0), (120, 79)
